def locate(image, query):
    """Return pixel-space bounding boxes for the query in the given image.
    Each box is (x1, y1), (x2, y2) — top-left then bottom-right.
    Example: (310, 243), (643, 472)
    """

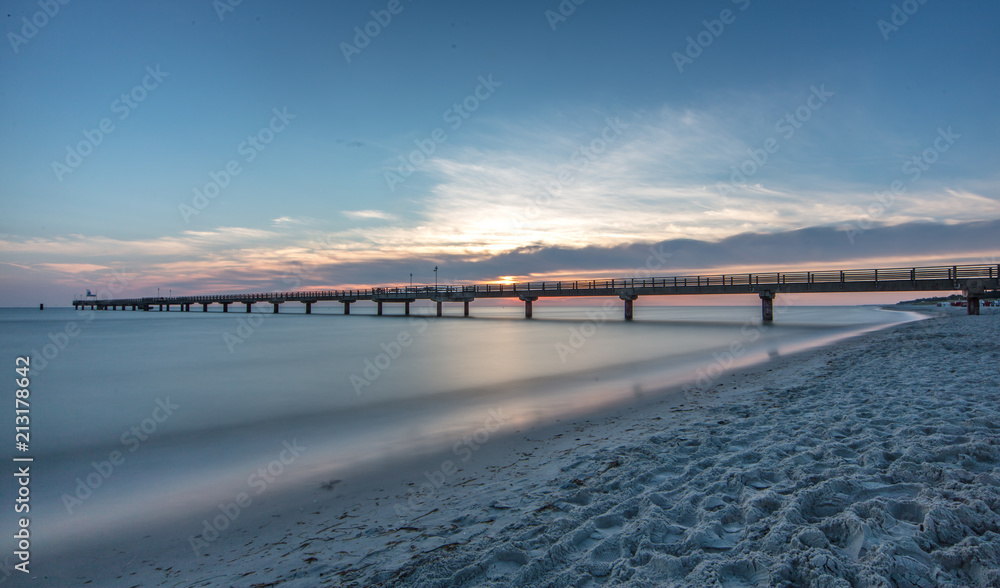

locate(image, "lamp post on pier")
(434, 266), (438, 290)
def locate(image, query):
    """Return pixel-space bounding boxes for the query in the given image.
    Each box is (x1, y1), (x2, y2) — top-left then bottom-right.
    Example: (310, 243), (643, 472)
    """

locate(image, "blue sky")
(1, 0), (998, 305)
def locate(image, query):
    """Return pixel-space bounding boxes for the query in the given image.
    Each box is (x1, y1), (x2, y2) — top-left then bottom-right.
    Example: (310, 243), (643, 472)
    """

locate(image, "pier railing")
(74, 263), (1000, 306)
(73, 263), (1000, 320)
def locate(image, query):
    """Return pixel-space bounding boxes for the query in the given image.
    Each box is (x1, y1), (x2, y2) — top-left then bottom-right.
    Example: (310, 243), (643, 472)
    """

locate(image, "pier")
(73, 263), (1000, 321)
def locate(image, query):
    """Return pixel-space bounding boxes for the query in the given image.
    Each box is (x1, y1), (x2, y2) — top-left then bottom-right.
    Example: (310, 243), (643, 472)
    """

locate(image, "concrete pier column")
(158, 304), (163, 311)
(343, 302), (351, 315)
(759, 291), (775, 322)
(132, 305), (137, 311)
(404, 301), (410, 316)
(273, 302), (280, 314)
(305, 302), (312, 314)
(619, 293), (639, 321)
(202, 303), (209, 312)
(121, 305), (125, 311)
(519, 296), (538, 319)
(464, 300), (470, 317)
(245, 302), (252, 313)
(222, 303), (229, 313)
(377, 301), (383, 316)
(963, 285), (984, 316)
(436, 300), (443, 317)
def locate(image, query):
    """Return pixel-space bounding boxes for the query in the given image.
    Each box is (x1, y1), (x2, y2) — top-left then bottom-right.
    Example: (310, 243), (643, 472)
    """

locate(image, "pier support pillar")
(464, 300), (470, 317)
(619, 293), (639, 321)
(519, 296), (538, 319)
(158, 304), (163, 311)
(243, 303), (251, 313)
(202, 303), (209, 312)
(132, 305), (137, 311)
(404, 301), (410, 316)
(963, 285), (984, 316)
(436, 300), (443, 317)
(121, 305), (125, 311)
(305, 302), (312, 314)
(760, 291), (775, 323)
(222, 303), (229, 313)
(377, 301), (383, 316)
(343, 302), (351, 315)
(273, 303), (280, 314)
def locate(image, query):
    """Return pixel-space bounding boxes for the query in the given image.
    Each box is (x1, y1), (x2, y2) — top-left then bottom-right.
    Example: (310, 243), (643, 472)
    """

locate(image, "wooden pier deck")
(73, 263), (1000, 321)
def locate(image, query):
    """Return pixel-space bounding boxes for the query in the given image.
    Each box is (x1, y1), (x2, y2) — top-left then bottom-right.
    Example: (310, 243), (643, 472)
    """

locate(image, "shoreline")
(34, 307), (1000, 586)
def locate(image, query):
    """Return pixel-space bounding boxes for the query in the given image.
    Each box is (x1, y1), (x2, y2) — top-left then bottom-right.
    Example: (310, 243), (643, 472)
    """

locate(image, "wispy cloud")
(271, 216), (316, 226)
(340, 210), (397, 221)
(337, 105), (998, 256)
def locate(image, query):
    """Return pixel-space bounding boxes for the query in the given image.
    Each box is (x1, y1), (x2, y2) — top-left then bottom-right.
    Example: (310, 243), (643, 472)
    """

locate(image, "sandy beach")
(38, 307), (1000, 587)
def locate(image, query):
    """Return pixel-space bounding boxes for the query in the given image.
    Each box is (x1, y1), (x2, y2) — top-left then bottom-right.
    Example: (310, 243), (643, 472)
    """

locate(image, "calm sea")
(0, 303), (922, 555)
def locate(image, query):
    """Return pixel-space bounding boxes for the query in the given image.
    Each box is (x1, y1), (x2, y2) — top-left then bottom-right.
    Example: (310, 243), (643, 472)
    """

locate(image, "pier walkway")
(73, 263), (1000, 321)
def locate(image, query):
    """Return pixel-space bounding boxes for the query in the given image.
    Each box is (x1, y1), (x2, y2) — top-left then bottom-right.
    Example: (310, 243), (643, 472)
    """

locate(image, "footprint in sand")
(716, 559), (769, 587)
(887, 499), (928, 525)
(483, 549), (529, 580)
(819, 516), (867, 561)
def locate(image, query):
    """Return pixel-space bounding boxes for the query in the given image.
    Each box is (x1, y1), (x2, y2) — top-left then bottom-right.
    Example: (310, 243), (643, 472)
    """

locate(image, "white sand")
(41, 308), (1000, 587)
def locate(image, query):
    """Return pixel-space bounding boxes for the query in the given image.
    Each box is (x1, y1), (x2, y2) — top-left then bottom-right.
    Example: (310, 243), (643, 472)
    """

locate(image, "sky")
(1, 0), (998, 306)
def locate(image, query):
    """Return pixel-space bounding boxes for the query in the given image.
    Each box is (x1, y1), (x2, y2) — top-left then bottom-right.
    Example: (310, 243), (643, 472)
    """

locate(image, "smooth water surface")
(0, 303), (922, 550)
